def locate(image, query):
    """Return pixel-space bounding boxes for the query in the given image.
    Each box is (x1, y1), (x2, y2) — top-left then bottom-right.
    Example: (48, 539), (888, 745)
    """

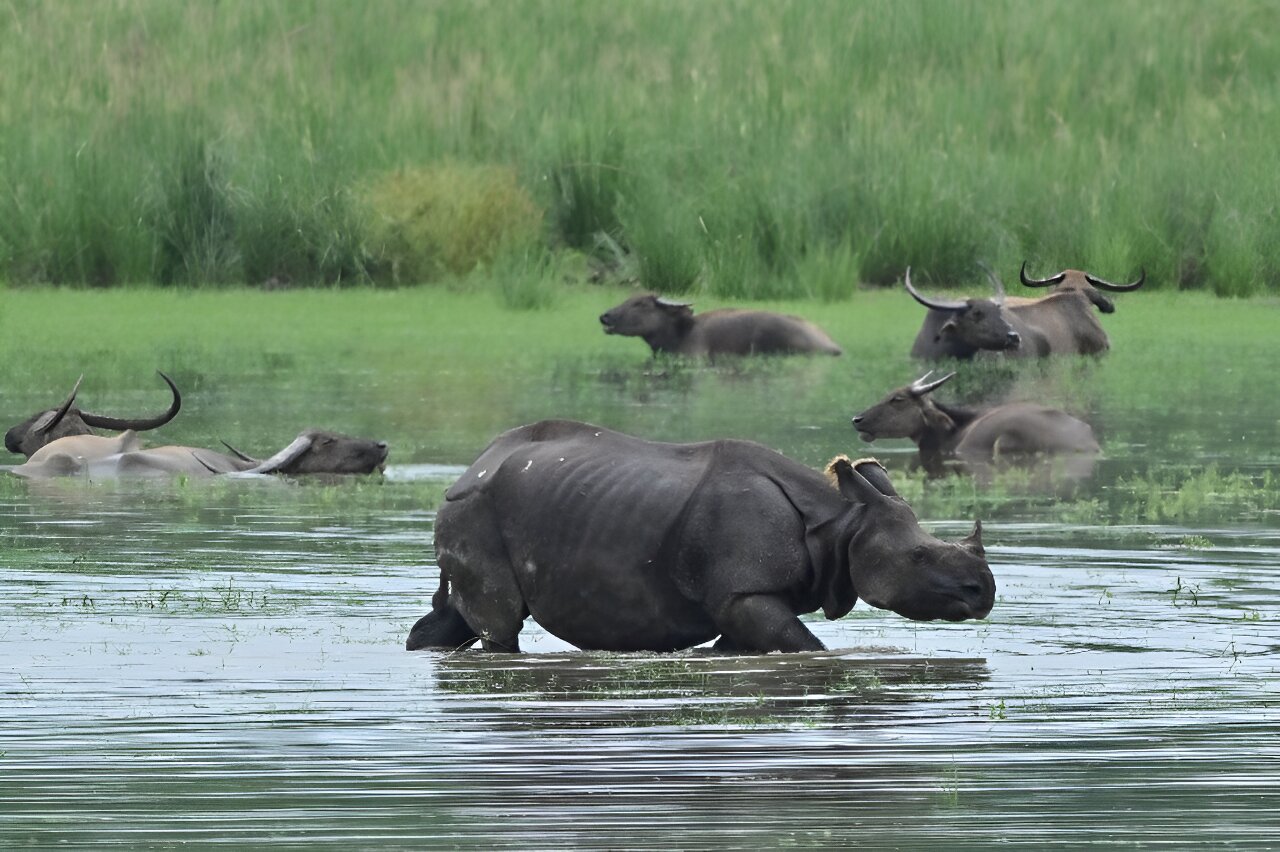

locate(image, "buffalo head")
(229, 430), (389, 475)
(905, 268), (1021, 352)
(1019, 262), (1145, 314)
(830, 457), (994, 621)
(851, 371), (957, 443)
(6, 372), (182, 457)
(599, 294), (692, 338)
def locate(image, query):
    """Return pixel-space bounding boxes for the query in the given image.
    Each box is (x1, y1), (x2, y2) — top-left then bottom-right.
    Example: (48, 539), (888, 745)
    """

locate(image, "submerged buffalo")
(907, 263), (1143, 358)
(5, 372), (182, 457)
(599, 293), (842, 358)
(852, 372), (1099, 476)
(406, 420), (994, 654)
(4, 429), (388, 479)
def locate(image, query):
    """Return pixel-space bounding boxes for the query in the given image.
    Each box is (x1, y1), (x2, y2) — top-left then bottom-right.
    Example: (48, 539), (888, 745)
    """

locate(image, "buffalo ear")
(936, 316), (958, 342)
(1085, 289), (1116, 314)
(922, 404), (956, 434)
(960, 519), (985, 555)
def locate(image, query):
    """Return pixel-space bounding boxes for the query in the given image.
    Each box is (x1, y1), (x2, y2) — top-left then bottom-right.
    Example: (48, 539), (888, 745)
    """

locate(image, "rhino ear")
(852, 458), (900, 498)
(827, 456), (890, 505)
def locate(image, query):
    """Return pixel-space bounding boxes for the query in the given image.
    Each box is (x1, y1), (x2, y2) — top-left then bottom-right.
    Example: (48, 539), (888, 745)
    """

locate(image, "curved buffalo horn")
(244, 434), (313, 474)
(904, 267), (967, 311)
(220, 440), (258, 464)
(1085, 268), (1146, 292)
(31, 375), (85, 436)
(976, 260), (1006, 303)
(1019, 261), (1067, 288)
(79, 371), (182, 432)
(908, 370), (956, 398)
(655, 295), (693, 309)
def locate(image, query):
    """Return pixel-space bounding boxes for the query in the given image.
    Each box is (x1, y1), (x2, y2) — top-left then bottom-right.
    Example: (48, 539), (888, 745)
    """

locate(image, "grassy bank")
(2, 1), (1279, 295)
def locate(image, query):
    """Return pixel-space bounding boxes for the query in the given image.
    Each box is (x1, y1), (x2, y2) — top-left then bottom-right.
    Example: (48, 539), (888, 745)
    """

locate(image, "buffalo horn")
(904, 268), (967, 311)
(244, 434), (313, 474)
(1019, 261), (1067, 288)
(1085, 268), (1146, 292)
(79, 371), (182, 432)
(220, 440), (258, 463)
(908, 370), (956, 398)
(655, 295), (693, 309)
(31, 375), (85, 436)
(977, 260), (1006, 303)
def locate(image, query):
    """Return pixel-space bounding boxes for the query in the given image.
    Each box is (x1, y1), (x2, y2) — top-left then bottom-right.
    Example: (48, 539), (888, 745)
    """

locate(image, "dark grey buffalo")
(599, 293), (842, 358)
(907, 263), (1143, 358)
(5, 372), (182, 457)
(852, 372), (1099, 476)
(5, 429), (388, 479)
(406, 419), (994, 654)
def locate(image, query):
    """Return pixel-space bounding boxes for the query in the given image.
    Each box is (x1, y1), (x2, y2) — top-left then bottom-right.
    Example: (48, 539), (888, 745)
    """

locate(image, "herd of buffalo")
(8, 262), (1144, 655)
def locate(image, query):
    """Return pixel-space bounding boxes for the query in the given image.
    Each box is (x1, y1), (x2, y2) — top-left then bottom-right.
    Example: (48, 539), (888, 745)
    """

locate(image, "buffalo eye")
(890, 395), (904, 403)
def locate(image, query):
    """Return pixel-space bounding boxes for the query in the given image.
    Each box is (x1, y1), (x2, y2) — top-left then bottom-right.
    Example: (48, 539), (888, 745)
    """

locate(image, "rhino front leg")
(714, 594), (825, 653)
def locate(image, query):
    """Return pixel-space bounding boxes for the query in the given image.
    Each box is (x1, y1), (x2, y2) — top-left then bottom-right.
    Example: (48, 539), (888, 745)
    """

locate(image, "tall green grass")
(2, 0), (1279, 295)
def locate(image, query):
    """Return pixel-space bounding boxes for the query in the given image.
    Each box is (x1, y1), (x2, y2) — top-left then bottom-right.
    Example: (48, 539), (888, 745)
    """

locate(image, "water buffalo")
(406, 419), (994, 653)
(5, 372), (182, 457)
(1014, 262), (1145, 315)
(599, 293), (842, 358)
(4, 429), (388, 479)
(907, 263), (1144, 358)
(852, 372), (1099, 476)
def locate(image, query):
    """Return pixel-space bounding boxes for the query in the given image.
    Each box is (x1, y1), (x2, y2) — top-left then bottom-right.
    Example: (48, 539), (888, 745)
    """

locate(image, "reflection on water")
(3, 350), (1280, 846)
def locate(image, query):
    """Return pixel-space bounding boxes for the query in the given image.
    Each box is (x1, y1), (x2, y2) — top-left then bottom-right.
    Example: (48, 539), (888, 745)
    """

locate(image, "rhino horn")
(960, 519), (985, 553)
(904, 268), (967, 311)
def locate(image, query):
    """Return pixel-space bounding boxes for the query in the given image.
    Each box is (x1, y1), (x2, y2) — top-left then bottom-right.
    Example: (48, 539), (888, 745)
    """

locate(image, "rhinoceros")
(406, 420), (994, 653)
(599, 293), (843, 358)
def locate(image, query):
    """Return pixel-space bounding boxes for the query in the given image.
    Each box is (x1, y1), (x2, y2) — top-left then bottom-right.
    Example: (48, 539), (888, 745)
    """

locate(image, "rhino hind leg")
(715, 594), (825, 653)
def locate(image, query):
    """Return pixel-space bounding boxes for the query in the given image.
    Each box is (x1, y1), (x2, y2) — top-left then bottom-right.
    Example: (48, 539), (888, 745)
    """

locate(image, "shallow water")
(3, 330), (1279, 847)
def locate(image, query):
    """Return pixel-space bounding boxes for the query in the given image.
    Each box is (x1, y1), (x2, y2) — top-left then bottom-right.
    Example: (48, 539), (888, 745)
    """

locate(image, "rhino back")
(438, 422), (849, 651)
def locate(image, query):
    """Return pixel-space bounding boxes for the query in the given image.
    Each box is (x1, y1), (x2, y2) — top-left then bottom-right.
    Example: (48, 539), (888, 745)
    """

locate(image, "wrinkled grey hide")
(600, 294), (842, 358)
(407, 419), (994, 654)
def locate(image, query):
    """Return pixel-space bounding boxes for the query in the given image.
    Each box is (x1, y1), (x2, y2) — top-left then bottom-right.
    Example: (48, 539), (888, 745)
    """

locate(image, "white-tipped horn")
(244, 434), (313, 474)
(654, 295), (693, 308)
(909, 371), (956, 397)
